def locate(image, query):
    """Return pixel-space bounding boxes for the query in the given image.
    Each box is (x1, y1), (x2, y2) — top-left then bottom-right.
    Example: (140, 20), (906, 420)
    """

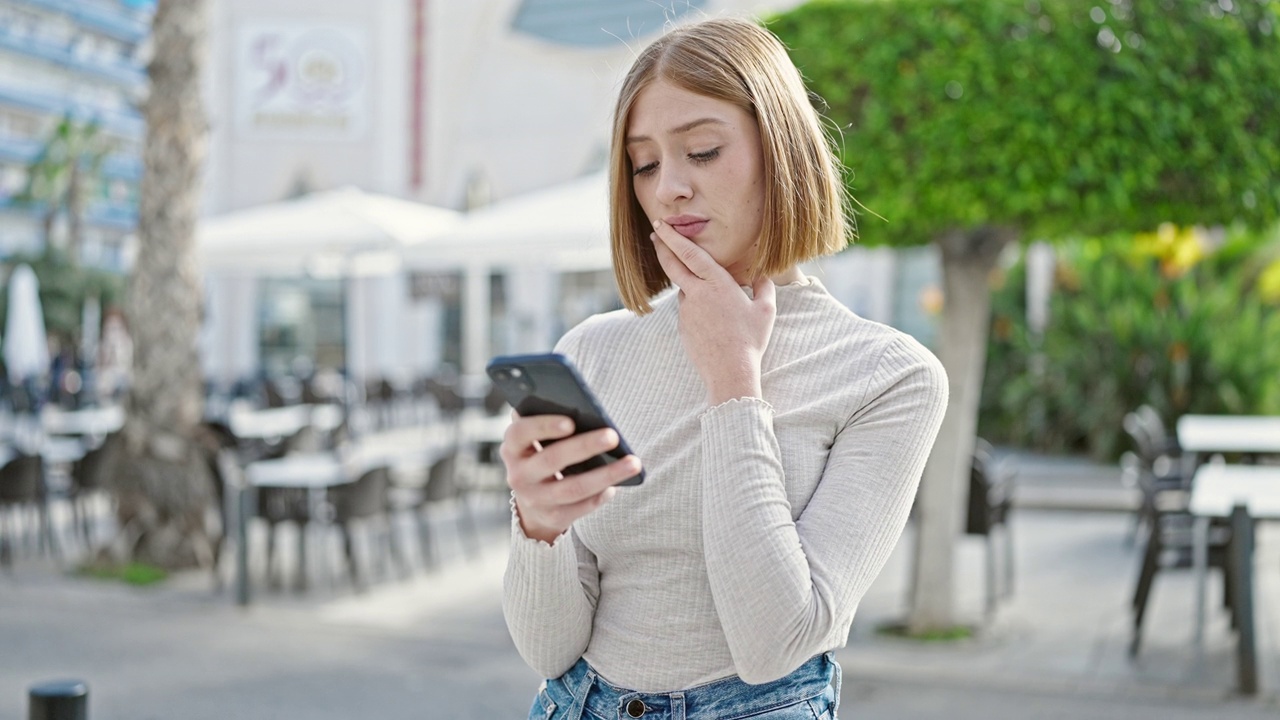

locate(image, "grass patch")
(875, 621), (975, 642)
(78, 561), (169, 587)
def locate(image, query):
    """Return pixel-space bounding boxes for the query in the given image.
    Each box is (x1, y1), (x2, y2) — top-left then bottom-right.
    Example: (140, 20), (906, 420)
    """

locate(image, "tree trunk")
(108, 0), (214, 570)
(67, 162), (82, 266)
(906, 226), (1013, 633)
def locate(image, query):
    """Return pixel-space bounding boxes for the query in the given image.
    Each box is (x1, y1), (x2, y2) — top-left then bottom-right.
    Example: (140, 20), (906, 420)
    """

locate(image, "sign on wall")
(235, 23), (368, 140)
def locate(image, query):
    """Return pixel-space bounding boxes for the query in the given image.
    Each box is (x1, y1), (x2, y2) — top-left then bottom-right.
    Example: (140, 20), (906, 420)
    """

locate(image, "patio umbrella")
(197, 186), (462, 276)
(401, 171), (612, 272)
(3, 264), (50, 385)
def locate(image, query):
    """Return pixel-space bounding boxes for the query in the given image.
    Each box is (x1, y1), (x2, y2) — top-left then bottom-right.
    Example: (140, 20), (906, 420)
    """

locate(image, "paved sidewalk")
(1, 485), (1278, 718)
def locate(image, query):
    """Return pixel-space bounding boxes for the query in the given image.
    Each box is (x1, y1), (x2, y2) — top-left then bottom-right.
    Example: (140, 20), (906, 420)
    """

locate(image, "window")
(258, 277), (346, 378)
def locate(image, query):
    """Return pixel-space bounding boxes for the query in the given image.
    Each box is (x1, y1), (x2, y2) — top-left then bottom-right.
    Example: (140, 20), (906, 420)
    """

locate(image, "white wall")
(422, 0), (805, 209)
(202, 0), (410, 215)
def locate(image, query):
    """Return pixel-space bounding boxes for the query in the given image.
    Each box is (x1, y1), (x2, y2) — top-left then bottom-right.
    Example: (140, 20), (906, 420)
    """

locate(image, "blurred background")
(0, 0), (1277, 718)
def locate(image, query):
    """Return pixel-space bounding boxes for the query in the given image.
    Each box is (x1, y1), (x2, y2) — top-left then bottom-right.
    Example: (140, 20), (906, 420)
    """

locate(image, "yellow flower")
(919, 286), (944, 316)
(1135, 223), (1207, 277)
(1259, 259), (1280, 304)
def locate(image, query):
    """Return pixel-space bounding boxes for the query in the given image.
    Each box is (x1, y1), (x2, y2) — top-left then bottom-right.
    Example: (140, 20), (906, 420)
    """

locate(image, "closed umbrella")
(4, 264), (50, 384)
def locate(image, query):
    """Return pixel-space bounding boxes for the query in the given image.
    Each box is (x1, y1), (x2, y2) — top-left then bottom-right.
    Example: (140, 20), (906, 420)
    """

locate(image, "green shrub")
(981, 223), (1280, 459)
(769, 0), (1280, 248)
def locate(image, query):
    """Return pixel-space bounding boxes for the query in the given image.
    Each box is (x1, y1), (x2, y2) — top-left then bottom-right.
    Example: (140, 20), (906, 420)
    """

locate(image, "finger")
(501, 415), (575, 463)
(650, 230), (700, 290)
(545, 454), (641, 505)
(525, 427), (620, 481)
(653, 220), (730, 284)
(533, 484), (619, 529)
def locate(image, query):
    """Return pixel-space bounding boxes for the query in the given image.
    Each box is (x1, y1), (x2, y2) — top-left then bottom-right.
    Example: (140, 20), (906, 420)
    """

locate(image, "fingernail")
(559, 419), (573, 432)
(652, 219), (661, 229)
(600, 430), (618, 447)
(649, 232), (657, 242)
(603, 487), (618, 502)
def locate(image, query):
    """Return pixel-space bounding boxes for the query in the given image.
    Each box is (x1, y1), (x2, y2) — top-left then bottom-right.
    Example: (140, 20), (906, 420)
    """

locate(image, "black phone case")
(486, 353), (644, 486)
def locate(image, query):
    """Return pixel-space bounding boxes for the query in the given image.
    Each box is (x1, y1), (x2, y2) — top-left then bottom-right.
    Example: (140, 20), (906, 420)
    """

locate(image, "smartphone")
(486, 353), (644, 486)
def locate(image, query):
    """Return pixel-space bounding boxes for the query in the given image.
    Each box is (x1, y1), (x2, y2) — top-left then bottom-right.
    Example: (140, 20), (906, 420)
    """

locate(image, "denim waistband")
(541, 653), (840, 720)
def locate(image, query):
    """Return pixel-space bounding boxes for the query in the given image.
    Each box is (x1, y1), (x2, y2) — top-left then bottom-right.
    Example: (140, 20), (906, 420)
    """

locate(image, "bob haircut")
(609, 17), (851, 314)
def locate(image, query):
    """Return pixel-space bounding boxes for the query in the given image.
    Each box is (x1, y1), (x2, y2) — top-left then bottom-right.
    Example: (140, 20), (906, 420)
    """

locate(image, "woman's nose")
(655, 165), (692, 205)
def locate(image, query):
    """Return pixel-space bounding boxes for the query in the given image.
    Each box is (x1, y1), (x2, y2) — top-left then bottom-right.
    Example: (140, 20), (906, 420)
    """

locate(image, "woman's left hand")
(651, 219), (776, 405)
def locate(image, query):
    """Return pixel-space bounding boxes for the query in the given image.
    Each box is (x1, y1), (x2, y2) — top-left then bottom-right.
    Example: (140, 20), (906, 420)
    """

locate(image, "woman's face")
(625, 79), (766, 283)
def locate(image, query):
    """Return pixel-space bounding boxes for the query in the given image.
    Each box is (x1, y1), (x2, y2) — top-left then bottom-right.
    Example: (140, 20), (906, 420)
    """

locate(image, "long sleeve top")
(502, 276), (948, 692)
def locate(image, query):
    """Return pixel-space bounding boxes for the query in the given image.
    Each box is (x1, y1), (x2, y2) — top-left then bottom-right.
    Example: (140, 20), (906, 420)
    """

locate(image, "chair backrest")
(424, 453), (461, 503)
(966, 438), (1007, 535)
(331, 466), (391, 521)
(256, 486), (311, 524)
(426, 378), (465, 415)
(71, 432), (124, 493)
(482, 383), (507, 416)
(264, 381), (287, 408)
(1123, 412), (1158, 466)
(1135, 404), (1179, 454)
(0, 454), (44, 503)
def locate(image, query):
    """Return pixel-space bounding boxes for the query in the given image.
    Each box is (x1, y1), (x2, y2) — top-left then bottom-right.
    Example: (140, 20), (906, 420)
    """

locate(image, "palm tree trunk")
(67, 163), (83, 266)
(109, 0), (215, 569)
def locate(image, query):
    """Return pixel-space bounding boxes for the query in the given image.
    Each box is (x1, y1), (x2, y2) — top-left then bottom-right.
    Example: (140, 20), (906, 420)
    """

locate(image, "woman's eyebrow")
(626, 117), (728, 145)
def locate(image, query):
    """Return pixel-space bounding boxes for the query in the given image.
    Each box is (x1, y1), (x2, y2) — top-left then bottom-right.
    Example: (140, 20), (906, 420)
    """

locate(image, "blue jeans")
(528, 653), (841, 720)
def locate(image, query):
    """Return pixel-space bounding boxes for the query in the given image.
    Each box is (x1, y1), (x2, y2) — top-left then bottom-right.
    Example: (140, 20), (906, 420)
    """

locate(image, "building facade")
(199, 0), (815, 388)
(0, 0), (152, 270)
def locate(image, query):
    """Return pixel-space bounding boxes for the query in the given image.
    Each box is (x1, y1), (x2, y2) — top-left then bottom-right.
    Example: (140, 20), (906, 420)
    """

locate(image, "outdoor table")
(40, 405), (125, 438)
(234, 451), (356, 605)
(1177, 414), (1280, 478)
(1189, 462), (1280, 693)
(228, 403), (344, 441)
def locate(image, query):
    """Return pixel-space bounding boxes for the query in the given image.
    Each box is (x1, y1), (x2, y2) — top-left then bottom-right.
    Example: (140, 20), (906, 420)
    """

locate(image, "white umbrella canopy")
(3, 264), (50, 383)
(197, 187), (463, 275)
(403, 172), (612, 271)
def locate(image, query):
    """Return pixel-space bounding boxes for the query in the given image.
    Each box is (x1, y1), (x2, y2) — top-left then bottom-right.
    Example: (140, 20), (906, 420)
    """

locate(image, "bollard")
(28, 679), (87, 720)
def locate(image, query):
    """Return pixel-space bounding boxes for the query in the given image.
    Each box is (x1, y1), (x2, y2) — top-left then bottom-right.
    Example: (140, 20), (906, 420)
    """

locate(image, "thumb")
(752, 273), (777, 308)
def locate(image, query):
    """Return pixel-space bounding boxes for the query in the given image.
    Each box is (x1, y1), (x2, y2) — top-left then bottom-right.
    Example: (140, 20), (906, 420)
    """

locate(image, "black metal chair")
(329, 466), (401, 589)
(253, 484), (311, 591)
(389, 450), (481, 568)
(1128, 483), (1234, 658)
(965, 438), (1015, 616)
(0, 453), (52, 568)
(1122, 408), (1187, 547)
(68, 433), (123, 553)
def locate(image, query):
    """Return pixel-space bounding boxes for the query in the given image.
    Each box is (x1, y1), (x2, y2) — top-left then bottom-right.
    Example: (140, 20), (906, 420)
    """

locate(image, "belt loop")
(670, 691), (686, 720)
(567, 669), (596, 720)
(825, 653), (842, 718)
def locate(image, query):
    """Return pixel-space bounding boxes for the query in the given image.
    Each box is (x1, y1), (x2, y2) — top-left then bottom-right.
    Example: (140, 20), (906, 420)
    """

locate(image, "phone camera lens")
(509, 368), (523, 379)
(494, 369), (510, 381)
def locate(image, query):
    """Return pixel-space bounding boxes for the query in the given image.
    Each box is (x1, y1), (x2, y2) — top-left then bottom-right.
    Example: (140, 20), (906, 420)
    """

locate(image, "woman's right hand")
(500, 412), (642, 544)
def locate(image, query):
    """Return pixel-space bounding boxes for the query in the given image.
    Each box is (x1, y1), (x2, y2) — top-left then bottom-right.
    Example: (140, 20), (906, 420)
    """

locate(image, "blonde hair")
(609, 17), (851, 314)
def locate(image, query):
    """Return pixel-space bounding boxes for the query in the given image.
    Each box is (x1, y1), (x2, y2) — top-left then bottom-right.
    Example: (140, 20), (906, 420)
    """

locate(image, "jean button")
(626, 698), (645, 717)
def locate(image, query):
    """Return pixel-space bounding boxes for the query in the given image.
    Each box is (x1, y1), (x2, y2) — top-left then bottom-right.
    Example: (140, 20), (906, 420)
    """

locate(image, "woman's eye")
(632, 161), (658, 178)
(689, 148), (720, 164)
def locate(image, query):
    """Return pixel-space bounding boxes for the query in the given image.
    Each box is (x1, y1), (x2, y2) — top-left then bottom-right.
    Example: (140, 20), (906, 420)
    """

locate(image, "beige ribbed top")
(502, 277), (948, 691)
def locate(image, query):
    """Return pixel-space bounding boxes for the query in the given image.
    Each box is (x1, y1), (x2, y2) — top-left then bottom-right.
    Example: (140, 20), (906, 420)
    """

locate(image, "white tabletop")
(229, 403), (344, 440)
(243, 452), (350, 488)
(1177, 415), (1280, 455)
(41, 405), (125, 437)
(1189, 463), (1280, 519)
(458, 412), (509, 444)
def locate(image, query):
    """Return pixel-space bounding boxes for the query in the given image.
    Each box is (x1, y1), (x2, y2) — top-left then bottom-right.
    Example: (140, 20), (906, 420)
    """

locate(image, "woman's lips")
(669, 220), (709, 238)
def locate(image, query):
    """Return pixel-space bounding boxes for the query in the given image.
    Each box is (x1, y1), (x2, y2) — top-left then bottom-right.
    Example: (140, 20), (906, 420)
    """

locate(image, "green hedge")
(980, 222), (1280, 459)
(768, 0), (1280, 246)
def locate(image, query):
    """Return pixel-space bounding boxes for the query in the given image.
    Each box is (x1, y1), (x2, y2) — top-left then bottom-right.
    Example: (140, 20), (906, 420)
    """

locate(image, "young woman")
(499, 17), (948, 720)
